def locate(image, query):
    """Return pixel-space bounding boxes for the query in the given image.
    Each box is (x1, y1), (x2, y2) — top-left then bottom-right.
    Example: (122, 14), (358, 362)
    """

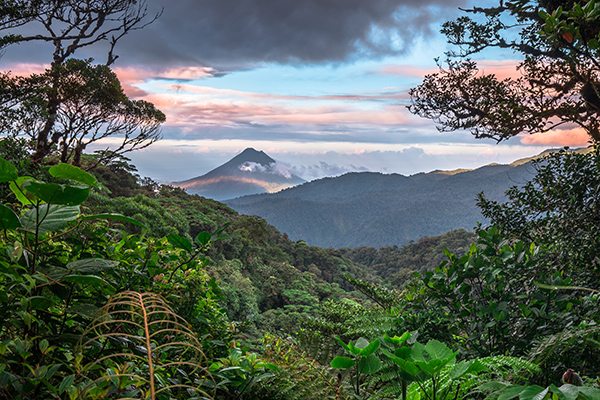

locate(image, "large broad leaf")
(359, 339), (380, 356)
(66, 258), (119, 274)
(558, 384), (580, 400)
(167, 233), (193, 252)
(382, 349), (419, 378)
(577, 386), (600, 400)
(63, 275), (114, 292)
(10, 176), (37, 205)
(424, 340), (455, 362)
(517, 385), (548, 400)
(194, 231), (212, 246)
(49, 163), (98, 187)
(27, 295), (57, 310)
(496, 385), (526, 400)
(81, 213), (143, 227)
(330, 356), (354, 369)
(0, 204), (20, 230)
(21, 204), (80, 234)
(0, 157), (18, 183)
(384, 331), (412, 346)
(357, 354), (381, 375)
(24, 182), (89, 206)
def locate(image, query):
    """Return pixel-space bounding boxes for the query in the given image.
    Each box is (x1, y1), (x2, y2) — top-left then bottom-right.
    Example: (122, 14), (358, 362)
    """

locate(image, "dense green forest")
(226, 163), (535, 248)
(0, 1), (599, 399)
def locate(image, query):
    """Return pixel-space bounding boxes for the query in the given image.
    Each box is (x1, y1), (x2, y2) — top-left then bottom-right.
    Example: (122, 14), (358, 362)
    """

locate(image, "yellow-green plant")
(77, 291), (214, 400)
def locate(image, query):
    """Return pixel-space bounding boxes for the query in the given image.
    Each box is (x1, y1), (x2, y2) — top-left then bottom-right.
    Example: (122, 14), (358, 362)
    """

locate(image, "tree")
(3, 59), (165, 166)
(478, 148), (600, 288)
(409, 0), (600, 142)
(0, 0), (161, 163)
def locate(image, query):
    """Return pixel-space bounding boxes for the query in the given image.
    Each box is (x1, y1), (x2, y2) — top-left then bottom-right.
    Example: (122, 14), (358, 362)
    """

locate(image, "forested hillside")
(227, 162), (536, 247)
(338, 229), (475, 287)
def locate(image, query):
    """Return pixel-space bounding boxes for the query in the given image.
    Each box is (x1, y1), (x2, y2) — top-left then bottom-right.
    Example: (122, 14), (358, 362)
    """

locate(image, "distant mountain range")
(226, 154), (548, 248)
(173, 148), (305, 200)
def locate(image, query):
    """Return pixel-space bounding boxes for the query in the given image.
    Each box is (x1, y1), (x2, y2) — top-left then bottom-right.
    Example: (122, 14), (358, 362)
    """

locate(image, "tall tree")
(409, 0), (600, 142)
(3, 59), (165, 166)
(0, 0), (162, 162)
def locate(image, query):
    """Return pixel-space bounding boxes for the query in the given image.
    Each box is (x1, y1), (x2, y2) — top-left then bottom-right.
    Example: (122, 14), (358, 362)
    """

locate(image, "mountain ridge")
(225, 151), (561, 248)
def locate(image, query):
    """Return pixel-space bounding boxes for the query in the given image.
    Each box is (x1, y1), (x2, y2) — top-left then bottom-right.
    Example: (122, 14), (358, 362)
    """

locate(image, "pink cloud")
(143, 90), (414, 129)
(380, 60), (522, 80)
(520, 128), (590, 147)
(114, 66), (218, 97)
(3, 63), (49, 76)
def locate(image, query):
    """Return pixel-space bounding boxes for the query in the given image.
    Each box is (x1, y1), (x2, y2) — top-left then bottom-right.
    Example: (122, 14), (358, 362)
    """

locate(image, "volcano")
(173, 148), (305, 200)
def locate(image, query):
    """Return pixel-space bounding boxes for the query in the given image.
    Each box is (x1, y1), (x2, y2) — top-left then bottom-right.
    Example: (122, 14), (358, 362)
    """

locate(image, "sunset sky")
(2, 0), (590, 182)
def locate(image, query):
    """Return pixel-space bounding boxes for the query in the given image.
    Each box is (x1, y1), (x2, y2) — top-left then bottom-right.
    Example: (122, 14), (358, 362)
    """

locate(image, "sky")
(1, 0), (590, 182)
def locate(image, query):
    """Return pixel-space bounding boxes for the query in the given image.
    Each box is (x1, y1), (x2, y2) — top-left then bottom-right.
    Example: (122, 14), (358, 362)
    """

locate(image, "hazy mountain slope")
(173, 148), (305, 200)
(227, 162), (536, 248)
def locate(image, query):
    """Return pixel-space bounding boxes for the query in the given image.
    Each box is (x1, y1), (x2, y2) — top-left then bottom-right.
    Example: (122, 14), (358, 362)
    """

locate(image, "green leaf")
(330, 356), (355, 369)
(49, 163), (98, 187)
(167, 233), (193, 252)
(69, 303), (100, 319)
(449, 360), (486, 379)
(66, 258), (119, 273)
(496, 385), (525, 400)
(578, 386), (600, 399)
(63, 274), (114, 291)
(0, 204), (20, 230)
(58, 375), (76, 394)
(558, 384), (580, 400)
(0, 157), (18, 183)
(518, 385), (547, 400)
(424, 339), (455, 362)
(81, 213), (143, 227)
(359, 339), (380, 356)
(382, 349), (419, 378)
(335, 336), (351, 353)
(354, 337), (370, 350)
(357, 354), (381, 375)
(384, 331), (412, 345)
(28, 296), (56, 310)
(24, 182), (89, 206)
(195, 231), (212, 246)
(21, 204), (80, 234)
(10, 176), (37, 205)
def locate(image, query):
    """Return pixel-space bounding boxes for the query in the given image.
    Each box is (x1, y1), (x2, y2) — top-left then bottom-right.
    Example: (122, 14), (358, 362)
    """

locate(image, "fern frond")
(529, 325), (600, 365)
(77, 291), (214, 400)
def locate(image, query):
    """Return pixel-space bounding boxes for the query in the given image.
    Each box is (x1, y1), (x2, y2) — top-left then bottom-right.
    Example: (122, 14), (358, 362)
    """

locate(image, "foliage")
(331, 336), (382, 396)
(255, 334), (348, 400)
(406, 226), (598, 364)
(409, 1), (600, 142)
(478, 148), (600, 289)
(479, 382), (600, 400)
(0, 0), (162, 163)
(340, 229), (475, 287)
(209, 347), (277, 400)
(1, 59), (165, 166)
(0, 157), (227, 399)
(77, 291), (214, 399)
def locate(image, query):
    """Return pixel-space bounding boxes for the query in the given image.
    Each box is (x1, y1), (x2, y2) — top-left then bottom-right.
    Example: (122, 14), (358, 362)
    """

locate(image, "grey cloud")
(3, 0), (465, 68)
(120, 0), (465, 67)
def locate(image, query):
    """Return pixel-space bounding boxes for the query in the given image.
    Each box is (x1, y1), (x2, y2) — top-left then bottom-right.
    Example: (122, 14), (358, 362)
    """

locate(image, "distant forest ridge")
(227, 148), (588, 248)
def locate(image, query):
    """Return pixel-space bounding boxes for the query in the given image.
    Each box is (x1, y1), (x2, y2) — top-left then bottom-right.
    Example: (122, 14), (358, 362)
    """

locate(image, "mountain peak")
(229, 147), (275, 166)
(173, 148), (304, 200)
